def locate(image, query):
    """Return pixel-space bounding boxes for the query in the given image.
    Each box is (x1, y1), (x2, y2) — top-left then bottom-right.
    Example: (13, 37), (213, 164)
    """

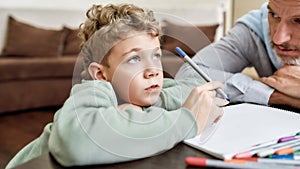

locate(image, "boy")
(6, 4), (228, 168)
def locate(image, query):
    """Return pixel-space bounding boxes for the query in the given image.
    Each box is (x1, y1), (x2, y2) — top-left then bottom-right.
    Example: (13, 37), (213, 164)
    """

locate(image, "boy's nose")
(144, 68), (159, 78)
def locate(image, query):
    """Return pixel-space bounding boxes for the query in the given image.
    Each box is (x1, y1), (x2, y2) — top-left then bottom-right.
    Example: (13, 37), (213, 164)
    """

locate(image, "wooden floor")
(0, 107), (58, 169)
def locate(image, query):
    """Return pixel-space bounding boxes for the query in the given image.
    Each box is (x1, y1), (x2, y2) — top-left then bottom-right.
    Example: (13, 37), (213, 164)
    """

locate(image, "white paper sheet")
(184, 103), (300, 159)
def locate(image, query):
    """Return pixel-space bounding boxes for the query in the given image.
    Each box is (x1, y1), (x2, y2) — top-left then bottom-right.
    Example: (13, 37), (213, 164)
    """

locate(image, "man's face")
(268, 0), (300, 65)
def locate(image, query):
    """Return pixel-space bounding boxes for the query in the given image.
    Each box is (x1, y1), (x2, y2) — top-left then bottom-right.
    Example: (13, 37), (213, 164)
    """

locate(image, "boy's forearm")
(48, 81), (198, 166)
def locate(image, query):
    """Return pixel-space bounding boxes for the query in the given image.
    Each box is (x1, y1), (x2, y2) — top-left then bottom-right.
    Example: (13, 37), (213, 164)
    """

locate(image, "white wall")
(221, 0), (267, 34)
(2, 1), (227, 23)
(0, 0), (220, 11)
(0, 0), (230, 49)
(232, 0), (267, 22)
(0, 0), (229, 35)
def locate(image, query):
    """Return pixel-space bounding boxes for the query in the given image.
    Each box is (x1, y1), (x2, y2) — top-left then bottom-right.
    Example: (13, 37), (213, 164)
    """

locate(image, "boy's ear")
(88, 62), (108, 80)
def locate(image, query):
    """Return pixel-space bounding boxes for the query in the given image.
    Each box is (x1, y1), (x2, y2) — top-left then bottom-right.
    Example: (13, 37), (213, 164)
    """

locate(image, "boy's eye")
(128, 56), (140, 63)
(153, 53), (161, 60)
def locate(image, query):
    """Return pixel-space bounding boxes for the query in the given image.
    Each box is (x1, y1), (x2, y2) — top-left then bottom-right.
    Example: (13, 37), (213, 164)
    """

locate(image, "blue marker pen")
(271, 154), (300, 160)
(175, 47), (230, 102)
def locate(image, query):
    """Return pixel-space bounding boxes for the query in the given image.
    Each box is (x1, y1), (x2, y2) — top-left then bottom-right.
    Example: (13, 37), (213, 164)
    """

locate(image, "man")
(175, 0), (300, 110)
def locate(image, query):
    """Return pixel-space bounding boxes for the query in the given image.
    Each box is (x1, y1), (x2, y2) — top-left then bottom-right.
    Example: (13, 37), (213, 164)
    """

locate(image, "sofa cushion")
(1, 16), (66, 57)
(62, 27), (82, 55)
(161, 20), (219, 56)
(0, 57), (81, 81)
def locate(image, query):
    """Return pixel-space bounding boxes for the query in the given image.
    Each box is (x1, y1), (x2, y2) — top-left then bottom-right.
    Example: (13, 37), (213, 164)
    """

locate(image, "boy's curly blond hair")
(78, 4), (162, 80)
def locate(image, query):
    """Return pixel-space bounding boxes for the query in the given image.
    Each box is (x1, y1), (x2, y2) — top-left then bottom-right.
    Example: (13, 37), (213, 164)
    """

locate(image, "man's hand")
(260, 65), (300, 99)
(260, 65), (300, 109)
(268, 91), (300, 109)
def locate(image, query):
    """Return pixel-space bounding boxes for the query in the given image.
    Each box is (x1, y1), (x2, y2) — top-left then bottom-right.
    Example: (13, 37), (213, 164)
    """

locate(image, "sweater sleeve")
(156, 78), (206, 110)
(48, 80), (197, 167)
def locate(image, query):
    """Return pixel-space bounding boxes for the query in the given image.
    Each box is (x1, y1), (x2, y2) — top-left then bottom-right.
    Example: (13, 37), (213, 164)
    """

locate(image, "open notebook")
(184, 103), (300, 159)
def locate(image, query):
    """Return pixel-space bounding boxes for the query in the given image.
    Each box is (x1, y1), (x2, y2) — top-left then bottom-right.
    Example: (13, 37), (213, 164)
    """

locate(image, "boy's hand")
(183, 81), (229, 135)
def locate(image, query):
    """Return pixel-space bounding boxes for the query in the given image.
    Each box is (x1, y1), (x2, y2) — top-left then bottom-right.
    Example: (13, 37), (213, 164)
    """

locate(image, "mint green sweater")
(6, 78), (203, 168)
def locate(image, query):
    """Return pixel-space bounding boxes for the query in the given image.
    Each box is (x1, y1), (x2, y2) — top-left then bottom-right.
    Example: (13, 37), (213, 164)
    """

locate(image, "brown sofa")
(0, 8), (219, 114)
(0, 57), (82, 113)
(0, 13), (83, 114)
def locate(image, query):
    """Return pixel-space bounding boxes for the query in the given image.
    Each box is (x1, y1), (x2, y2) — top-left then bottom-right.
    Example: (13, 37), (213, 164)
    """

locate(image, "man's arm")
(260, 65), (300, 109)
(176, 23), (275, 105)
(268, 91), (300, 109)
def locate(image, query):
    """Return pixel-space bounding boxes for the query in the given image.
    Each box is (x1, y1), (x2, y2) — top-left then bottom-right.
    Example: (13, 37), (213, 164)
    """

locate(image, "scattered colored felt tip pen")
(279, 134), (300, 143)
(234, 139), (278, 158)
(226, 157), (300, 166)
(270, 153), (300, 160)
(257, 138), (300, 157)
(185, 157), (296, 169)
(275, 145), (300, 155)
(235, 133), (300, 158)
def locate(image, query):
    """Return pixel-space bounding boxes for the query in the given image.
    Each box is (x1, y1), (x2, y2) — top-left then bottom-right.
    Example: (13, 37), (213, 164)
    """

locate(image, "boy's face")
(104, 33), (163, 106)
